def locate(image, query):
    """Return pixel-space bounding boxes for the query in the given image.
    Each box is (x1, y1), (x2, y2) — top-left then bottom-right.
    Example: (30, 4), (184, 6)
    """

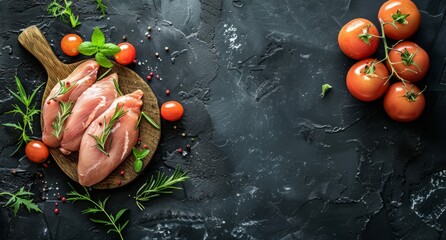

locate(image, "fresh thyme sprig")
(3, 77), (43, 155)
(0, 187), (42, 217)
(95, 0), (108, 16)
(136, 112), (160, 130)
(67, 186), (128, 240)
(89, 104), (127, 156)
(132, 147), (150, 173)
(51, 101), (74, 139)
(50, 80), (75, 101)
(134, 167), (189, 210)
(47, 0), (81, 28)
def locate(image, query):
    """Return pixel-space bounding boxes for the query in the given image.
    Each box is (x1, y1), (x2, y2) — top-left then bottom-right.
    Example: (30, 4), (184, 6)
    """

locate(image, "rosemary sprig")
(132, 147), (150, 173)
(134, 167), (189, 210)
(136, 112), (160, 130)
(50, 80), (75, 101)
(67, 186), (128, 240)
(89, 104), (127, 156)
(113, 78), (123, 96)
(51, 101), (74, 139)
(95, 0), (108, 16)
(47, 0), (81, 28)
(0, 187), (42, 217)
(3, 77), (43, 155)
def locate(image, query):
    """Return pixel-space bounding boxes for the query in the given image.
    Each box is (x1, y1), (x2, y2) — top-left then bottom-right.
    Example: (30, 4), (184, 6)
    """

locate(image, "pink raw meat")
(42, 60), (99, 148)
(59, 73), (119, 155)
(78, 90), (143, 186)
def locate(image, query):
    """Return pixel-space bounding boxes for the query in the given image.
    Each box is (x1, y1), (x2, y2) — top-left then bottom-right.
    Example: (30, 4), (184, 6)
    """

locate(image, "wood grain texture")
(18, 26), (161, 189)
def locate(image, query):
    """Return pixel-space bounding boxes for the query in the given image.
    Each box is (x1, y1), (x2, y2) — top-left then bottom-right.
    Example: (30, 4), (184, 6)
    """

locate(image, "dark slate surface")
(1, 0), (446, 239)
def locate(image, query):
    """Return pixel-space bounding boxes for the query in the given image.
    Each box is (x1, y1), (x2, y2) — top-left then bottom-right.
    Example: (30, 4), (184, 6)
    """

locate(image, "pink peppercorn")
(54, 208), (59, 214)
(165, 89), (170, 95)
(120, 170), (125, 176)
(147, 75), (152, 81)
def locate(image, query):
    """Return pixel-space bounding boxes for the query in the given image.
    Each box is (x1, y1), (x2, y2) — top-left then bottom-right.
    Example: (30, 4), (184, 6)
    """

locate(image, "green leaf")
(3, 123), (21, 129)
(89, 218), (110, 224)
(114, 208), (127, 222)
(95, 52), (113, 68)
(82, 208), (102, 214)
(134, 160), (143, 173)
(78, 42), (98, 56)
(142, 112), (160, 129)
(100, 43), (121, 56)
(320, 84), (332, 98)
(91, 27), (105, 47)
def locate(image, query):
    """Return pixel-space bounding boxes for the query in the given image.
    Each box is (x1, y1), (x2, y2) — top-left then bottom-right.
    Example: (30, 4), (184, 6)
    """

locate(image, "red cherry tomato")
(161, 101), (184, 122)
(338, 18), (380, 60)
(25, 140), (49, 163)
(383, 82), (425, 122)
(378, 0), (421, 40)
(387, 41), (429, 83)
(61, 34), (83, 57)
(114, 42), (136, 65)
(346, 58), (390, 102)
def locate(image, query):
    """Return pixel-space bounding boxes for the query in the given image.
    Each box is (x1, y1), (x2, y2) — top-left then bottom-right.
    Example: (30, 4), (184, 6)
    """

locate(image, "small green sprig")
(0, 187), (42, 217)
(51, 101), (74, 139)
(47, 0), (81, 28)
(78, 27), (121, 68)
(50, 80), (75, 101)
(132, 147), (150, 173)
(320, 83), (332, 98)
(89, 104), (127, 156)
(95, 0), (108, 16)
(113, 78), (123, 96)
(134, 167), (189, 210)
(3, 77), (43, 154)
(67, 186), (128, 240)
(136, 112), (160, 130)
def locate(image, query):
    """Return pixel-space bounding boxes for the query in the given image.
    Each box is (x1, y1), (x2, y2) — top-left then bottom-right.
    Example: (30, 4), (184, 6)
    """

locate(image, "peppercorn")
(186, 144), (191, 151)
(177, 148), (183, 153)
(155, 52), (159, 57)
(147, 75), (152, 81)
(122, 35), (127, 41)
(54, 208), (59, 214)
(120, 170), (125, 176)
(164, 47), (169, 51)
(61, 197), (66, 203)
(165, 89), (170, 95)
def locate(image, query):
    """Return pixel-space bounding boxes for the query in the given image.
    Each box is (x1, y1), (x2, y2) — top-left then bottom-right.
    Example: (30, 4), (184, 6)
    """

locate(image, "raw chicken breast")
(42, 60), (99, 148)
(78, 90), (144, 186)
(59, 73), (119, 155)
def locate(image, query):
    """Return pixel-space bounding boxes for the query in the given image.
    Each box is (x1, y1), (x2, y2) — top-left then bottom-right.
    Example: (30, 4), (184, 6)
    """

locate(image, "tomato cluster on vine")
(338, 0), (429, 122)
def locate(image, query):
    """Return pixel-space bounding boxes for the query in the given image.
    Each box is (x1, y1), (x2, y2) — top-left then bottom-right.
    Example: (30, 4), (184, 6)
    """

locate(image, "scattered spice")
(181, 133), (186, 137)
(149, 72), (154, 77)
(43, 163), (49, 168)
(143, 144), (148, 149)
(62, 197), (66, 203)
(177, 148), (183, 153)
(11, 169), (17, 175)
(156, 74), (160, 79)
(164, 47), (169, 51)
(146, 75), (152, 81)
(116, 180), (122, 185)
(155, 52), (159, 57)
(55, 202), (59, 206)
(120, 170), (125, 176)
(122, 35), (127, 41)
(165, 89), (170, 95)
(54, 208), (59, 214)
(147, 26), (152, 31)
(147, 34), (151, 39)
(186, 144), (191, 151)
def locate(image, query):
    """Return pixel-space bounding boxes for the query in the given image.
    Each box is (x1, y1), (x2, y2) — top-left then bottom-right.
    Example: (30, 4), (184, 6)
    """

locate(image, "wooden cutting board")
(18, 26), (161, 189)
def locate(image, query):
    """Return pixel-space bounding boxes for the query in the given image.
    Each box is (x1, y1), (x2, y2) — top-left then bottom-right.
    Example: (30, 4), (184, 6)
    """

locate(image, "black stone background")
(1, 0), (446, 239)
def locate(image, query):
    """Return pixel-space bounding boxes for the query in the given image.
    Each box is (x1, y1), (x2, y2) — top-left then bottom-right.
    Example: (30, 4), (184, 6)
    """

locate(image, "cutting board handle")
(18, 25), (64, 79)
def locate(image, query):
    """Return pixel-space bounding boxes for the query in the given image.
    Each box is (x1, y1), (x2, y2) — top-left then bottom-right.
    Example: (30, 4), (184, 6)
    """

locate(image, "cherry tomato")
(61, 34), (83, 56)
(387, 41), (429, 83)
(25, 140), (49, 163)
(378, 0), (421, 40)
(161, 101), (184, 122)
(114, 42), (136, 65)
(383, 82), (425, 122)
(338, 18), (380, 60)
(346, 59), (390, 102)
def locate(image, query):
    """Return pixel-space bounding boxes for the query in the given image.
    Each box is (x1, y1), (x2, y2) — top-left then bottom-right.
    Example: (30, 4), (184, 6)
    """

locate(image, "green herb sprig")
(320, 83), (332, 98)
(132, 147), (150, 173)
(47, 0), (81, 28)
(113, 78), (123, 96)
(136, 112), (160, 130)
(89, 104), (127, 156)
(95, 0), (108, 16)
(67, 186), (128, 240)
(135, 167), (189, 210)
(51, 101), (74, 139)
(3, 77), (43, 154)
(0, 187), (42, 217)
(50, 80), (75, 101)
(78, 27), (121, 68)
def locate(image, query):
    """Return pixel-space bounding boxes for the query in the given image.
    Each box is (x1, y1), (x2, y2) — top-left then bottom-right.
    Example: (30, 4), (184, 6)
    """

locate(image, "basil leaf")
(91, 27), (105, 47)
(78, 42), (98, 56)
(95, 52), (113, 68)
(100, 43), (121, 56)
(134, 160), (143, 173)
